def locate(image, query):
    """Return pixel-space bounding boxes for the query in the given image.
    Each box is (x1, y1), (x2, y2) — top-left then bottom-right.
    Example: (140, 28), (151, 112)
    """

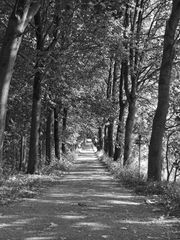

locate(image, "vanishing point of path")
(0, 143), (179, 240)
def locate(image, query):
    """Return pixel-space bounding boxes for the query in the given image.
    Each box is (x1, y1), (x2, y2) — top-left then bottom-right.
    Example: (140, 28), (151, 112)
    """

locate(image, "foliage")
(0, 0), (179, 182)
(135, 181), (180, 216)
(98, 151), (180, 216)
(97, 151), (145, 185)
(0, 151), (77, 205)
(0, 174), (59, 205)
(41, 152), (76, 176)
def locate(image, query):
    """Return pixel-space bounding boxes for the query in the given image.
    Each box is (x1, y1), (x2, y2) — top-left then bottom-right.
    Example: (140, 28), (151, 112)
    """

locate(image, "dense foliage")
(0, 0), (179, 184)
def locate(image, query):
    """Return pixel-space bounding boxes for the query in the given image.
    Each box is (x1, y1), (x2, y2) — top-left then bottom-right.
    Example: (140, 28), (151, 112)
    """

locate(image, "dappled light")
(105, 200), (141, 206)
(0, 148), (179, 239)
(0, 218), (35, 229)
(73, 221), (110, 231)
(0, 0), (180, 239)
(59, 214), (87, 220)
(25, 238), (55, 240)
(117, 218), (180, 225)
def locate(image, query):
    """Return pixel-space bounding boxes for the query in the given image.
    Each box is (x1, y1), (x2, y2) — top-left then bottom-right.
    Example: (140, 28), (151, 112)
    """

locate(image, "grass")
(0, 174), (60, 205)
(0, 151), (77, 206)
(97, 151), (180, 217)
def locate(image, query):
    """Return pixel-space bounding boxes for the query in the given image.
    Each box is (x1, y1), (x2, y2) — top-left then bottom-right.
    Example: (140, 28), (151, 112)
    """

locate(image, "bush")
(0, 151), (77, 205)
(98, 152), (180, 216)
(98, 153), (145, 187)
(40, 152), (76, 176)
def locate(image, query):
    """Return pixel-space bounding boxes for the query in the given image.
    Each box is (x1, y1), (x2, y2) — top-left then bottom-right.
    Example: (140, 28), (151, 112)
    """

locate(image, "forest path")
(0, 143), (179, 240)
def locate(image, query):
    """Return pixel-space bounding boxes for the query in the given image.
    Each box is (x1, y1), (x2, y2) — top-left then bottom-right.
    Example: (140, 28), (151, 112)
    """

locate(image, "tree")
(0, 0), (40, 165)
(148, 0), (180, 181)
(62, 108), (68, 154)
(114, 65), (126, 161)
(27, 0), (74, 173)
(123, 0), (144, 165)
(45, 107), (54, 165)
(27, 9), (44, 174)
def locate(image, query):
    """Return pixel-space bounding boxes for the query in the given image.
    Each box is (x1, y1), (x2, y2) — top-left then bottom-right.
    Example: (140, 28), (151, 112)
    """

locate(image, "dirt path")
(0, 144), (179, 240)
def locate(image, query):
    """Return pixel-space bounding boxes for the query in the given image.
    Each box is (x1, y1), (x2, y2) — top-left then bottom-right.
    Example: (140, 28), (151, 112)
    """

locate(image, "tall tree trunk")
(54, 106), (61, 160)
(97, 127), (103, 151)
(19, 135), (26, 172)
(114, 65), (126, 161)
(106, 58), (113, 99)
(107, 60), (119, 158)
(27, 71), (42, 173)
(62, 108), (68, 154)
(123, 98), (136, 165)
(108, 120), (114, 157)
(27, 10), (44, 174)
(104, 125), (108, 154)
(123, 1), (144, 165)
(46, 108), (54, 165)
(148, 0), (180, 181)
(0, 1), (40, 165)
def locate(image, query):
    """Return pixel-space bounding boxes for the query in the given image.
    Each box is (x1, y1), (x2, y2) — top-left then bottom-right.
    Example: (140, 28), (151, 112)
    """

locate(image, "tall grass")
(97, 152), (180, 216)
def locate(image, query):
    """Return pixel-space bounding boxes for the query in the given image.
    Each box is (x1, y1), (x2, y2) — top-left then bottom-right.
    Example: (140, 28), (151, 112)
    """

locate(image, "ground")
(0, 143), (179, 240)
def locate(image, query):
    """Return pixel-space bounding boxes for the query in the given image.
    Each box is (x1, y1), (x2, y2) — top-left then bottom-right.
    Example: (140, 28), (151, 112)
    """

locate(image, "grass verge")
(97, 151), (180, 217)
(0, 151), (77, 206)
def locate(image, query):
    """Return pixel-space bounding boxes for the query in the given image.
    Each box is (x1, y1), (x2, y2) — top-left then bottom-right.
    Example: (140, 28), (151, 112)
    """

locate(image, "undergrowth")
(97, 151), (180, 217)
(0, 151), (76, 206)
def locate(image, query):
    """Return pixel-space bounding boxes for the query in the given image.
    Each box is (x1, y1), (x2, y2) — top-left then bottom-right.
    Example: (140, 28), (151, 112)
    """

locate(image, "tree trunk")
(27, 71), (42, 174)
(107, 59), (119, 158)
(0, 1), (40, 165)
(46, 108), (54, 165)
(62, 108), (68, 154)
(114, 64), (126, 161)
(122, 0), (144, 165)
(108, 120), (114, 158)
(148, 0), (180, 181)
(54, 106), (61, 160)
(104, 125), (108, 154)
(97, 127), (103, 151)
(114, 106), (126, 161)
(27, 10), (44, 174)
(123, 99), (136, 165)
(107, 59), (113, 99)
(19, 135), (26, 172)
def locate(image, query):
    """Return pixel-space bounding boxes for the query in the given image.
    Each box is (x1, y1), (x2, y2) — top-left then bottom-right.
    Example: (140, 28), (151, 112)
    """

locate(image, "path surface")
(0, 143), (179, 240)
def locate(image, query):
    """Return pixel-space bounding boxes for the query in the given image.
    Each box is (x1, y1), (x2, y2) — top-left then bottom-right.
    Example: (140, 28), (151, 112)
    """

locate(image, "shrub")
(98, 152), (180, 216)
(98, 153), (145, 187)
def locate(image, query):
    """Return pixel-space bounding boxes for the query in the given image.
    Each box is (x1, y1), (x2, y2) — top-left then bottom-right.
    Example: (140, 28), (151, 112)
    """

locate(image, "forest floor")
(0, 143), (179, 240)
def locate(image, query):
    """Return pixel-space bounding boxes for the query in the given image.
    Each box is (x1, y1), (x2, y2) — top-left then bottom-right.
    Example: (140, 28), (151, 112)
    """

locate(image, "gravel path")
(0, 143), (179, 240)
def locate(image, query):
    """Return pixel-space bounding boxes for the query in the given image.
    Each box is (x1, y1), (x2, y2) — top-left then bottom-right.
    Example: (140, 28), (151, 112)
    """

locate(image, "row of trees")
(0, 0), (180, 181)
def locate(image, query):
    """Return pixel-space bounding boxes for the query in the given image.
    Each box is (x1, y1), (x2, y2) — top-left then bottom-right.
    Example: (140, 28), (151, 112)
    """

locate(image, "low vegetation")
(97, 151), (180, 217)
(0, 152), (76, 206)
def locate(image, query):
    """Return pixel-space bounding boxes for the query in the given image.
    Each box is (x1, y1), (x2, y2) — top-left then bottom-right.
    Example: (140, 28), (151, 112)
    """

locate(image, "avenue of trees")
(0, 0), (180, 182)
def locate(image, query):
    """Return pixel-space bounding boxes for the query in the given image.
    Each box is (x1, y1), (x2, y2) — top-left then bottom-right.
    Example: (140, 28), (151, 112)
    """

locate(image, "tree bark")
(114, 64), (126, 161)
(0, 1), (40, 165)
(27, 10), (44, 174)
(107, 59), (119, 158)
(103, 125), (108, 154)
(108, 120), (114, 158)
(148, 0), (180, 181)
(123, 1), (144, 165)
(123, 98), (136, 165)
(106, 59), (113, 99)
(97, 126), (103, 151)
(19, 135), (26, 172)
(46, 108), (54, 165)
(54, 106), (61, 160)
(27, 70), (42, 173)
(62, 108), (68, 154)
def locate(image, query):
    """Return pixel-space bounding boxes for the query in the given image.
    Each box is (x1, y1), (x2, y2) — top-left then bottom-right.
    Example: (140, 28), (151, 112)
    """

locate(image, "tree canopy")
(0, 0), (179, 182)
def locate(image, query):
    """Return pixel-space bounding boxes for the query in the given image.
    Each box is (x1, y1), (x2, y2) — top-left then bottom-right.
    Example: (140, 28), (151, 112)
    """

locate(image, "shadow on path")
(0, 143), (179, 239)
